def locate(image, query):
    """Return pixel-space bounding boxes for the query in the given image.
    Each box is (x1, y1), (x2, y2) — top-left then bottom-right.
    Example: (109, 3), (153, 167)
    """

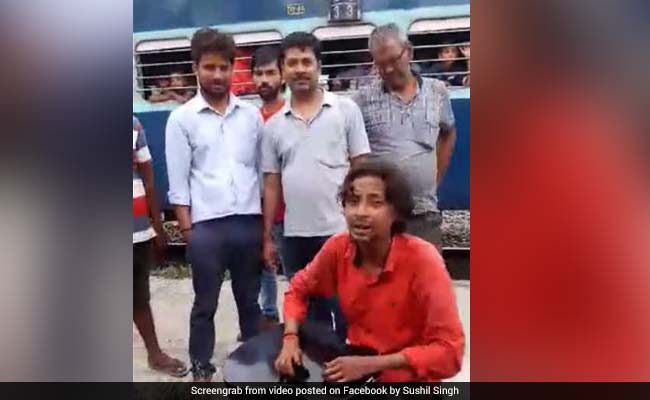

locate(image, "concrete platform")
(133, 276), (470, 382)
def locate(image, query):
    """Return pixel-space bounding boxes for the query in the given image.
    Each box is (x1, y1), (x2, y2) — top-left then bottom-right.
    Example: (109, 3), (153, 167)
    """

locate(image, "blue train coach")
(133, 0), (470, 211)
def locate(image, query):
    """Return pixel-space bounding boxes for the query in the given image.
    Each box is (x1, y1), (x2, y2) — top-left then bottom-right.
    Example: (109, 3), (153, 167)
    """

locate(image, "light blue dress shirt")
(165, 93), (263, 223)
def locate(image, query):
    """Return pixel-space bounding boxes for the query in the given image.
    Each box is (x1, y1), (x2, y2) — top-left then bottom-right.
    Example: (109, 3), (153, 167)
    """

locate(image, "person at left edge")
(133, 116), (187, 378)
(165, 28), (264, 382)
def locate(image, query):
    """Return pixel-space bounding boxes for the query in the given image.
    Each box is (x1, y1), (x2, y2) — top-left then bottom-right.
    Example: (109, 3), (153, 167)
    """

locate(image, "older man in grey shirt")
(261, 32), (369, 341)
(353, 24), (457, 250)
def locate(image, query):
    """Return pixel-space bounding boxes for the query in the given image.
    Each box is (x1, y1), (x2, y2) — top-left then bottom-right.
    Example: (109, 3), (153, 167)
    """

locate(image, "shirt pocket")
(318, 139), (348, 168)
(410, 109), (440, 151)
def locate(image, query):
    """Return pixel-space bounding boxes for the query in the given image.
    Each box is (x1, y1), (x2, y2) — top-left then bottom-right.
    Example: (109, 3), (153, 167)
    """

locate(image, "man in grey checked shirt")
(353, 24), (457, 250)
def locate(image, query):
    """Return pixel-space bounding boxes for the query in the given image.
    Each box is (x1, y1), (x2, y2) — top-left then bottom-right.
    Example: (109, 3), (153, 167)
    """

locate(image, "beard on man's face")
(199, 76), (230, 99)
(257, 83), (280, 102)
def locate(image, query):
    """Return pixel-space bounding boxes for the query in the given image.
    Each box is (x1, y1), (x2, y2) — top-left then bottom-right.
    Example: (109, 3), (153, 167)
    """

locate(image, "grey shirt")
(261, 91), (370, 237)
(353, 76), (455, 214)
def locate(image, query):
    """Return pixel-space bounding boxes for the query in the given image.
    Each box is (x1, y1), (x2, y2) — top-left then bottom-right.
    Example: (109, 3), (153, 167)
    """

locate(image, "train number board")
(329, 0), (361, 22)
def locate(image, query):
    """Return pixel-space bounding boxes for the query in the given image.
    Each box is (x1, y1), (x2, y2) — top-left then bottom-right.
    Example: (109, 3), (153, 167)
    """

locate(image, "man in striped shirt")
(133, 116), (186, 377)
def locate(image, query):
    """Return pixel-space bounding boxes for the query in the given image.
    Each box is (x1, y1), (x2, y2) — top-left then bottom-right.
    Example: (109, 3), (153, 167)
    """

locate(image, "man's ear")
(192, 63), (198, 75)
(406, 41), (414, 61)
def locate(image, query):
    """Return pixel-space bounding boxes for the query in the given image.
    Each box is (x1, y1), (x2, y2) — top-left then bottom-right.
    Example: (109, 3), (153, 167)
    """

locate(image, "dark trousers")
(188, 215), (262, 366)
(282, 236), (348, 342)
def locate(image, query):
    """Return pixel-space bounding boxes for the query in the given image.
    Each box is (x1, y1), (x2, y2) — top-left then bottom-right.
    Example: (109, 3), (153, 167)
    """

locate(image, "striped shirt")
(133, 116), (156, 244)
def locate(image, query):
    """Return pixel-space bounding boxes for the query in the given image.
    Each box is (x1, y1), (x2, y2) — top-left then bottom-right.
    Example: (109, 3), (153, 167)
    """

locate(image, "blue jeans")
(282, 235), (348, 343)
(188, 215), (262, 367)
(259, 222), (284, 318)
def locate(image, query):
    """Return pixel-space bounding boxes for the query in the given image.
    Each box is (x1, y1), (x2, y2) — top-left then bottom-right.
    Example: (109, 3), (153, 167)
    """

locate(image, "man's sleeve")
(134, 118), (152, 163)
(260, 123), (280, 174)
(165, 113), (191, 206)
(345, 100), (371, 158)
(400, 248), (465, 380)
(438, 83), (456, 129)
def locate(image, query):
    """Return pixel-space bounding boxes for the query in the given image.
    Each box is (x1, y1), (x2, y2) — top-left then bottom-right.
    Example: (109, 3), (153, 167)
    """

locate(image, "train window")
(231, 31), (282, 98)
(409, 18), (470, 87)
(134, 38), (196, 103)
(314, 25), (376, 92)
(134, 32), (282, 103)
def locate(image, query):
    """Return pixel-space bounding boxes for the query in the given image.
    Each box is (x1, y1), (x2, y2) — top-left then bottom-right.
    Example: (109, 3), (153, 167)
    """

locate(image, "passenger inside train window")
(459, 45), (470, 86)
(148, 76), (172, 103)
(168, 72), (195, 103)
(422, 40), (467, 87)
(148, 72), (194, 103)
(333, 64), (377, 90)
(320, 37), (372, 92)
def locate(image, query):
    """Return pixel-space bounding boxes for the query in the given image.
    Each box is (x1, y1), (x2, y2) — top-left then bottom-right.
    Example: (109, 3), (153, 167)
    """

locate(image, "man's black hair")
(279, 32), (321, 63)
(251, 46), (281, 72)
(340, 160), (414, 235)
(191, 27), (236, 64)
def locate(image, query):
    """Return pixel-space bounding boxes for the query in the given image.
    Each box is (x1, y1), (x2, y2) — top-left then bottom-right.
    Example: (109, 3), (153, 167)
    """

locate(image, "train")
(133, 0), (470, 211)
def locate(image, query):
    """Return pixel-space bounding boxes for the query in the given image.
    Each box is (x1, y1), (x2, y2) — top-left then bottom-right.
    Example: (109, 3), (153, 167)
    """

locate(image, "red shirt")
(260, 100), (286, 223)
(283, 233), (465, 382)
(260, 99), (285, 123)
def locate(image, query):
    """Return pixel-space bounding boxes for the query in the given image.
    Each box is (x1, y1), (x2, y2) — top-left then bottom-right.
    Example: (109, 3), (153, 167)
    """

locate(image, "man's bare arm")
(436, 125), (456, 185)
(350, 154), (368, 168)
(263, 173), (282, 239)
(139, 161), (163, 235)
(148, 90), (171, 103)
(173, 205), (192, 242)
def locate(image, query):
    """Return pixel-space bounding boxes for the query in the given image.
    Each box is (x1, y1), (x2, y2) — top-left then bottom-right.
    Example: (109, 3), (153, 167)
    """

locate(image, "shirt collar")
(192, 91), (241, 116)
(381, 70), (423, 94)
(261, 98), (286, 118)
(283, 89), (334, 117)
(344, 234), (399, 275)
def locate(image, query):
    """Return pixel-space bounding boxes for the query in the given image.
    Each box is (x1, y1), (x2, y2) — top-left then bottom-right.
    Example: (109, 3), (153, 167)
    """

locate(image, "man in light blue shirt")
(165, 28), (263, 382)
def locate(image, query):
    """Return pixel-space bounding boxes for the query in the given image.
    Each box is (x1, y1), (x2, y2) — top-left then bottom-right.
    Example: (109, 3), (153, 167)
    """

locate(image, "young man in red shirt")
(275, 161), (464, 382)
(251, 46), (286, 330)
